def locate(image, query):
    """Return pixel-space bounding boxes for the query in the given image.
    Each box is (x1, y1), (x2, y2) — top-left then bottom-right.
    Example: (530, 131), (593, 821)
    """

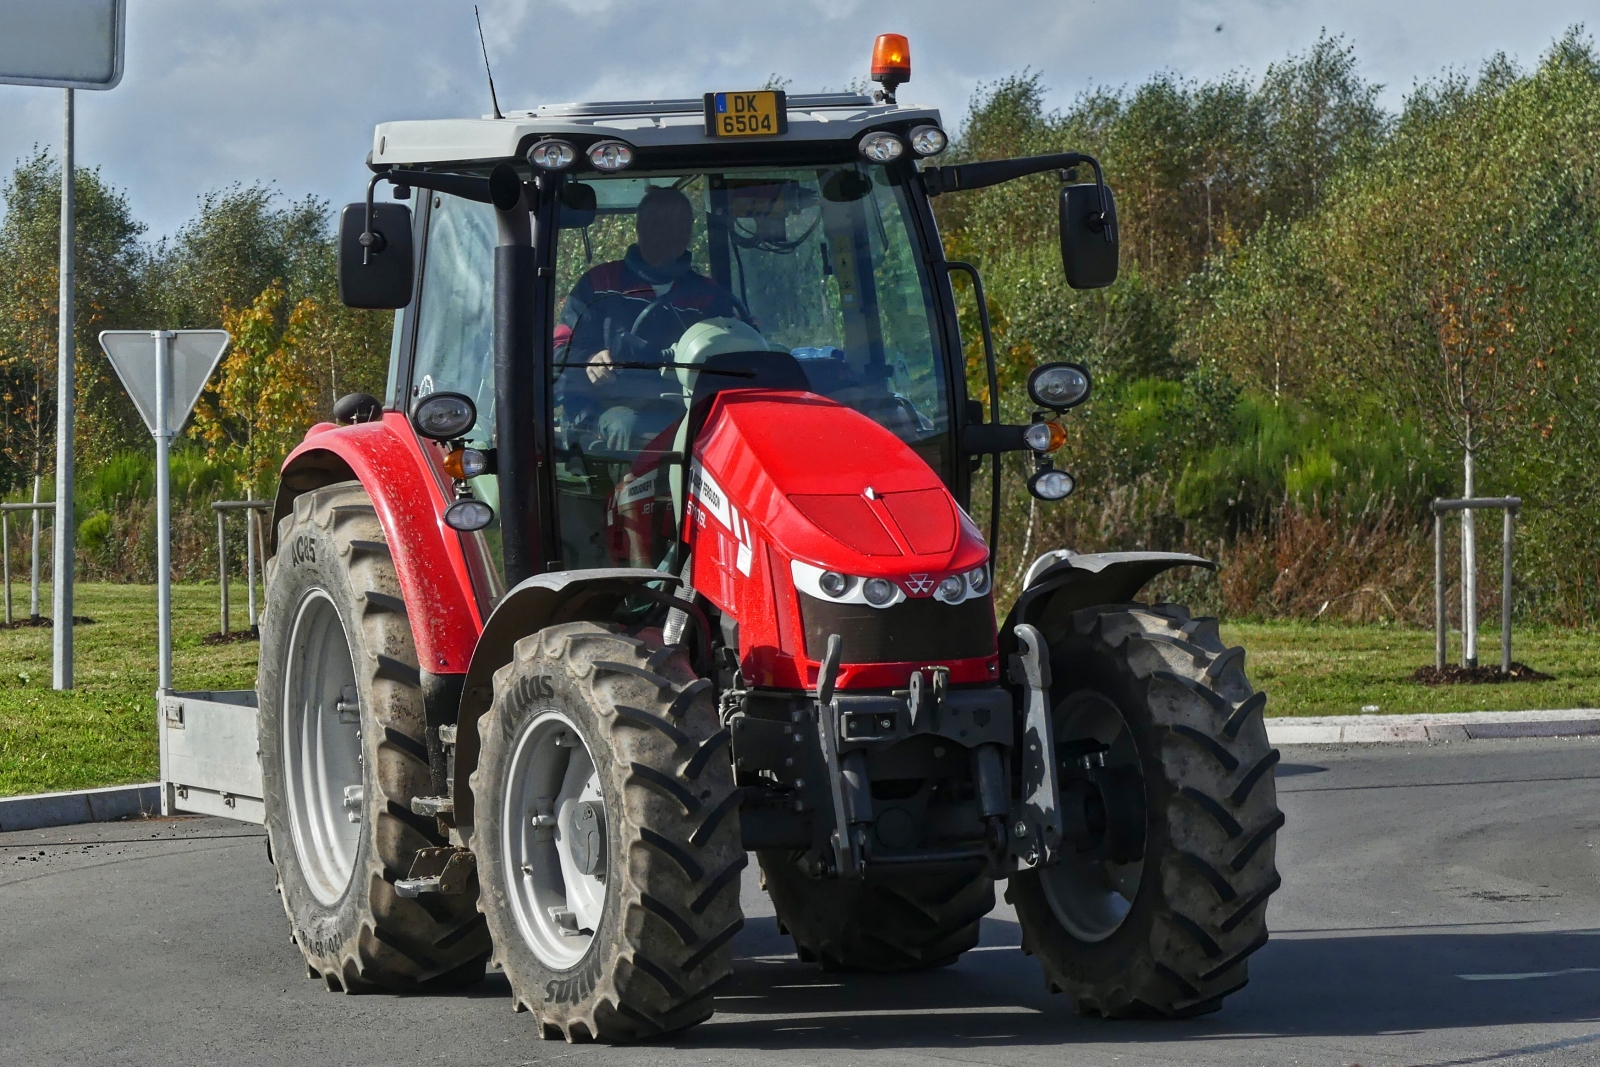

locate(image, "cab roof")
(370, 93), (942, 169)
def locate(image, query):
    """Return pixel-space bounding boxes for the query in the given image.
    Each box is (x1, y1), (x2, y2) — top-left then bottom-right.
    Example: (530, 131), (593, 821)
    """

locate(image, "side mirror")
(338, 202), (414, 309)
(1060, 183), (1118, 289)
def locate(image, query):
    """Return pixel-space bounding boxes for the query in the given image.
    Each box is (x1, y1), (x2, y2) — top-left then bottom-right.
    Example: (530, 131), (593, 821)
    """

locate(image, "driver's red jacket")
(553, 260), (745, 355)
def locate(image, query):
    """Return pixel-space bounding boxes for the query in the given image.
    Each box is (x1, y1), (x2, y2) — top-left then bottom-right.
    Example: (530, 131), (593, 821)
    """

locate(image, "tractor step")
(394, 845), (474, 897)
(410, 795), (453, 816)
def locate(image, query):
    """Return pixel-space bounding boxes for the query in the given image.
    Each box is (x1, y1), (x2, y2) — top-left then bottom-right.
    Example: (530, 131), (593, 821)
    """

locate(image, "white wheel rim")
(1040, 690), (1145, 942)
(502, 710), (609, 969)
(281, 589), (363, 906)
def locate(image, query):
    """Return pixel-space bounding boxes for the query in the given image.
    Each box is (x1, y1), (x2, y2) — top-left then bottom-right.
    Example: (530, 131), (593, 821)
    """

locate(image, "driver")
(554, 185), (746, 387)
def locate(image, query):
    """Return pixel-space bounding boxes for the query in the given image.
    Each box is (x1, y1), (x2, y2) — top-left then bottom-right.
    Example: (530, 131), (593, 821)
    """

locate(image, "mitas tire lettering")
(515, 674), (556, 705)
(289, 535), (316, 566)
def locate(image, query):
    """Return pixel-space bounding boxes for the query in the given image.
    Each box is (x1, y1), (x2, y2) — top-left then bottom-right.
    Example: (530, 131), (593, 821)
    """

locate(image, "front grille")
(798, 592), (995, 663)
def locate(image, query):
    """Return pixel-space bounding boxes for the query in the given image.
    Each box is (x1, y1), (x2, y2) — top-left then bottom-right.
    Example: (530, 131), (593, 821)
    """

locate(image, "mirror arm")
(362, 167), (502, 262)
(923, 152), (1112, 244)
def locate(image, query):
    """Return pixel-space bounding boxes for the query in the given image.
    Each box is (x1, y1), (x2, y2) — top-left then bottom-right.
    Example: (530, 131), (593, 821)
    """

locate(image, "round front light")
(819, 571), (850, 598)
(908, 125), (948, 156)
(859, 132), (905, 164)
(863, 577), (898, 607)
(965, 566), (991, 597)
(587, 140), (634, 172)
(1029, 468), (1078, 502)
(444, 498), (495, 532)
(411, 391), (477, 441)
(935, 575), (965, 602)
(1023, 421), (1068, 452)
(459, 447), (491, 478)
(1027, 363), (1093, 411)
(528, 139), (576, 170)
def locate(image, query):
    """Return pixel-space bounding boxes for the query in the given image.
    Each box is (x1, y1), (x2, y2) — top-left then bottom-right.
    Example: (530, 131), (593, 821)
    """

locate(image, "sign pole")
(52, 87), (75, 690)
(154, 330), (173, 694)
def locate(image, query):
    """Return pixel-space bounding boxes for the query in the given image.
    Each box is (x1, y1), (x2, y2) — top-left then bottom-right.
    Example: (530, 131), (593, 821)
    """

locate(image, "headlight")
(858, 132), (904, 164)
(965, 566), (991, 596)
(444, 498), (494, 531)
(908, 125), (947, 156)
(587, 140), (634, 172)
(863, 577), (898, 607)
(527, 139), (576, 170)
(1028, 468), (1077, 502)
(411, 391), (477, 441)
(819, 571), (851, 598)
(934, 575), (965, 602)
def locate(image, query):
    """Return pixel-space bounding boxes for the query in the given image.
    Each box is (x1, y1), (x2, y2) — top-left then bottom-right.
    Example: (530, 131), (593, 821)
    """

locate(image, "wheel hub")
(501, 713), (609, 969)
(1040, 690), (1147, 942)
(281, 590), (363, 906)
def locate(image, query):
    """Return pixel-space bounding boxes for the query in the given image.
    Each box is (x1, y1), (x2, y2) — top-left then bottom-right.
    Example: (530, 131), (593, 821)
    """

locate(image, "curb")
(0, 783), (161, 833)
(1267, 709), (1600, 745)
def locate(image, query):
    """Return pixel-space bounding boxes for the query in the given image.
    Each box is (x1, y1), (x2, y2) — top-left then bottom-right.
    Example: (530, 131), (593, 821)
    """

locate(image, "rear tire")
(759, 855), (993, 972)
(472, 622), (744, 1042)
(1007, 603), (1281, 1018)
(259, 481), (490, 991)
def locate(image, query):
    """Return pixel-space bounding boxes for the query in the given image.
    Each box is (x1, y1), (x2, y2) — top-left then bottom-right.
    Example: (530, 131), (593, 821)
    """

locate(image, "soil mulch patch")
(1410, 662), (1554, 685)
(202, 629), (259, 645)
(0, 615), (96, 630)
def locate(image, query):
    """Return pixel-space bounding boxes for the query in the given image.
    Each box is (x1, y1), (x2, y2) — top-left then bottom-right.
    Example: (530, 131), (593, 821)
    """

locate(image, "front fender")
(451, 568), (680, 828)
(272, 413), (484, 676)
(998, 550), (1216, 663)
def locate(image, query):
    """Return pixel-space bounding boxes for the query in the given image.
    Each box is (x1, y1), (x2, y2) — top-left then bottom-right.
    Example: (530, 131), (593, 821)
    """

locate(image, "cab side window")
(412, 193), (497, 444)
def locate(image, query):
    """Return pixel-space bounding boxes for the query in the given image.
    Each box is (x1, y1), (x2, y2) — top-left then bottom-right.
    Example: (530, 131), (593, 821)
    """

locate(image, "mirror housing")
(1060, 183), (1118, 289)
(338, 202), (413, 309)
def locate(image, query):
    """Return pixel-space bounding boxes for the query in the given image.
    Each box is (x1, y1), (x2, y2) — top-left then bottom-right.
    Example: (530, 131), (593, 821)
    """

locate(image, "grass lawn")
(1222, 621), (1600, 717)
(0, 582), (257, 798)
(5, 584), (1600, 796)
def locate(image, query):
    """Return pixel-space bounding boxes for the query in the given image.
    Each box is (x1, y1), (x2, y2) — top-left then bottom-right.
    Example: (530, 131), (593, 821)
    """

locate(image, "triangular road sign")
(99, 330), (230, 436)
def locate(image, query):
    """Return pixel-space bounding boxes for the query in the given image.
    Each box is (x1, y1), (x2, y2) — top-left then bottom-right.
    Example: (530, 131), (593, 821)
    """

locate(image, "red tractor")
(257, 34), (1280, 1042)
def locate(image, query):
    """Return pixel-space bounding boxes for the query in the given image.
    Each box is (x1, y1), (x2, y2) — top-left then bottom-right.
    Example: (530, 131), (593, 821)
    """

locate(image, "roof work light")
(871, 33), (910, 102)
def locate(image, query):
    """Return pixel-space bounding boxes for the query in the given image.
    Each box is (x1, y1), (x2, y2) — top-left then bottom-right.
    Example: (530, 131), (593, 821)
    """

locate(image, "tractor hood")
(690, 390), (987, 580)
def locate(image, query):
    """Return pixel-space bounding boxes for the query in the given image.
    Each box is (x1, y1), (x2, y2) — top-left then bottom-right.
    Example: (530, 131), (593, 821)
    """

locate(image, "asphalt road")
(5, 737), (1600, 1067)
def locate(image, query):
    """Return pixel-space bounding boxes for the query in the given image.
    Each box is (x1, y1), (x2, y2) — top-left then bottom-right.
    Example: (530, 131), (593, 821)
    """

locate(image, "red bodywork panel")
(281, 413), (483, 673)
(680, 391), (997, 690)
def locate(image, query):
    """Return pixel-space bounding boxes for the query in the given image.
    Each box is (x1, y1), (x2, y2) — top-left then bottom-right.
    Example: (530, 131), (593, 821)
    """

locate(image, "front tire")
(1007, 603), (1282, 1018)
(472, 622), (744, 1042)
(258, 482), (490, 991)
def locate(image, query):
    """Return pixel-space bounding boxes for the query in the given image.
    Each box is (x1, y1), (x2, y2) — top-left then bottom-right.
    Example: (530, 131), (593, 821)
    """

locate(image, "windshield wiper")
(553, 361), (757, 378)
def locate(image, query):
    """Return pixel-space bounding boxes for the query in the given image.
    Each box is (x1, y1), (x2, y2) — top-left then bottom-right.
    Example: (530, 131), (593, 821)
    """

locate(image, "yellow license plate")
(704, 90), (788, 137)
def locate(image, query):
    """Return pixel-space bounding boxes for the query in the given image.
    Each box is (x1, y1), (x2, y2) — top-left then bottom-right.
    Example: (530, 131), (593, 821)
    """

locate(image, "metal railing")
(1, 502), (53, 626)
(213, 500), (271, 634)
(1432, 496), (1521, 672)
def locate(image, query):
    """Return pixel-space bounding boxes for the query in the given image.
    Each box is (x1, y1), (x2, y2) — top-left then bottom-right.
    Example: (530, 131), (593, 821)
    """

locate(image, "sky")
(0, 0), (1594, 240)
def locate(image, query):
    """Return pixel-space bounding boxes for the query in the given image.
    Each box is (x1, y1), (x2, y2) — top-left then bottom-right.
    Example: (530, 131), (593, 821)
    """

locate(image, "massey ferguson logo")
(905, 574), (934, 595)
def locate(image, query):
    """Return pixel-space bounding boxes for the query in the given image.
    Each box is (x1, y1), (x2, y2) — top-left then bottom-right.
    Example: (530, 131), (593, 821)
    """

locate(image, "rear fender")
(271, 413), (484, 676)
(998, 550), (1216, 663)
(450, 568), (681, 828)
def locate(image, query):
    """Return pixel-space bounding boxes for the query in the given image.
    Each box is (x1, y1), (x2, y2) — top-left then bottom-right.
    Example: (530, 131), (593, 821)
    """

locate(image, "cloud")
(0, 0), (1592, 239)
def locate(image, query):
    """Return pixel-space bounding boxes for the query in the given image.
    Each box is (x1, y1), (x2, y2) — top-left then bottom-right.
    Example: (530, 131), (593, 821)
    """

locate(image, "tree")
(0, 148), (146, 494)
(189, 282), (319, 497)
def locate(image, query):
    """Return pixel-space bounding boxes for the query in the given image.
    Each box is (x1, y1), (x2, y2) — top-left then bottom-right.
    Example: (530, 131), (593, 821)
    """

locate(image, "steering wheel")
(629, 290), (755, 339)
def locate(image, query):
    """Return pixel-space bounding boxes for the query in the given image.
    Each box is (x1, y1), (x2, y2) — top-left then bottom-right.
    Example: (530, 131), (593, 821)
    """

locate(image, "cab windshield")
(551, 163), (951, 569)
